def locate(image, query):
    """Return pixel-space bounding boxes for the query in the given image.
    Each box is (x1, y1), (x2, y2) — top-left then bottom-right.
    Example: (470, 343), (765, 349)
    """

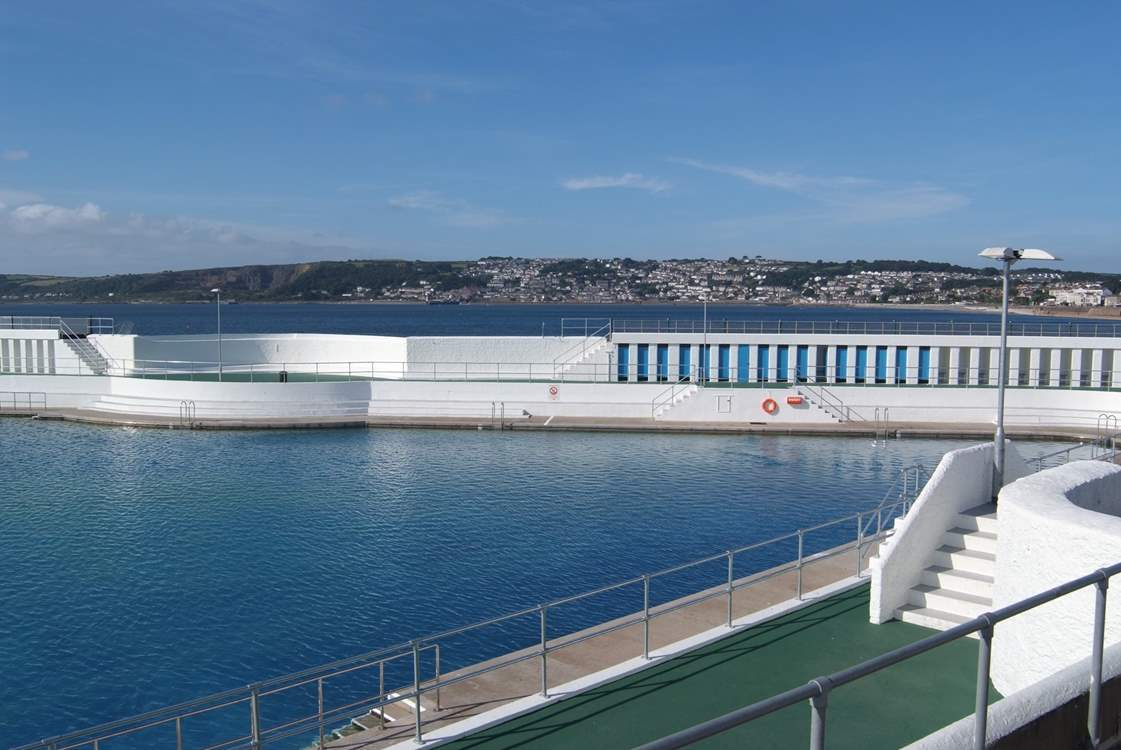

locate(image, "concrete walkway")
(0, 407), (1106, 442)
(431, 586), (994, 750)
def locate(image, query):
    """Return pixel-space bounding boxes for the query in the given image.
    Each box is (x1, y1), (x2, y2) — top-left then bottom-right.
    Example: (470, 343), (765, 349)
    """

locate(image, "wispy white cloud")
(9, 202), (104, 231)
(672, 158), (967, 222)
(0, 188), (381, 274)
(2, 149), (30, 161)
(561, 172), (671, 193)
(388, 190), (512, 229)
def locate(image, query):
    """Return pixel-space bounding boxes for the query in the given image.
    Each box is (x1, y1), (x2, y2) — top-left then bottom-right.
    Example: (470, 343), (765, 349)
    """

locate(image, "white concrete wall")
(991, 460), (1121, 695)
(869, 442), (1029, 624)
(403, 336), (604, 380)
(126, 333), (407, 371)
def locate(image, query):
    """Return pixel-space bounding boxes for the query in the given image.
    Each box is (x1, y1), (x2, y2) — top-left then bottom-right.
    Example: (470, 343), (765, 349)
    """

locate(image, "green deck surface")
(442, 585), (996, 750)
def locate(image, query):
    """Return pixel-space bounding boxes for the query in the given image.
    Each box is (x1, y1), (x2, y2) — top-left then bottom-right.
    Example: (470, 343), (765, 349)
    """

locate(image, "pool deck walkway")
(425, 584), (994, 750)
(320, 537), (991, 750)
(2, 407), (1106, 442)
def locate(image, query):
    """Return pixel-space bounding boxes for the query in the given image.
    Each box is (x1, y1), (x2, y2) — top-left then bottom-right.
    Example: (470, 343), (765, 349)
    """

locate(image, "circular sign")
(548, 385), (560, 400)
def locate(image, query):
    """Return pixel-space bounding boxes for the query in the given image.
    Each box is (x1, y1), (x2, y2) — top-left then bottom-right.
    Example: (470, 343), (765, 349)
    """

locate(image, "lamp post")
(210, 288), (223, 382)
(978, 247), (1060, 495)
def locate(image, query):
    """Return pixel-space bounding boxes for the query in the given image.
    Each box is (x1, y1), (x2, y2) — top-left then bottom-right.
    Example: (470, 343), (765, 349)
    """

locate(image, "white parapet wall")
(991, 460), (1121, 696)
(868, 441), (1029, 624)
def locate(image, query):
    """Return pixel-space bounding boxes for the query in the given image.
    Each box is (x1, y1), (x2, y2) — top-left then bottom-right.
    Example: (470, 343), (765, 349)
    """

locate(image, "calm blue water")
(0, 418), (1063, 747)
(0, 303), (1079, 747)
(0, 301), (1090, 337)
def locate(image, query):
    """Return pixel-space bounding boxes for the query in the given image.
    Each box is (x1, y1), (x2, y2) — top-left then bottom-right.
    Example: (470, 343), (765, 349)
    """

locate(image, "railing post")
(317, 677), (325, 749)
(176, 717), (183, 750)
(249, 684), (261, 750)
(379, 660), (386, 729)
(726, 550), (735, 628)
(643, 574), (651, 659)
(809, 678), (831, 750)
(797, 530), (805, 600)
(435, 643), (442, 712)
(974, 621), (994, 750)
(413, 640), (423, 742)
(1090, 575), (1109, 746)
(856, 514), (864, 577)
(539, 604), (549, 697)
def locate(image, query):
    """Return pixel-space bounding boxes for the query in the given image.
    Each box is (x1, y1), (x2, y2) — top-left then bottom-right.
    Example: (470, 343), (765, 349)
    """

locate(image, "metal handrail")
(552, 320), (612, 374)
(0, 316), (115, 333)
(17, 354), (1121, 396)
(634, 560), (1121, 750)
(607, 318), (1121, 337)
(13, 496), (915, 750)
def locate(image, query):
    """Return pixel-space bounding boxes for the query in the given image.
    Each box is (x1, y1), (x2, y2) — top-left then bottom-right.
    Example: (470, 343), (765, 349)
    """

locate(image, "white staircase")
(895, 503), (997, 631)
(553, 338), (610, 379)
(63, 336), (110, 375)
(651, 382), (699, 419)
(795, 384), (864, 423)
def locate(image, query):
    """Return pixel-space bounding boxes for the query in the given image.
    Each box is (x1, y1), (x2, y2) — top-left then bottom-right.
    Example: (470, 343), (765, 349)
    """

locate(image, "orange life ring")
(762, 398), (779, 415)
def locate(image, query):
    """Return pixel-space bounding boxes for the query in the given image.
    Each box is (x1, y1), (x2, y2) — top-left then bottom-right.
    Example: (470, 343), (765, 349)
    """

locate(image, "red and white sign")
(548, 384), (560, 400)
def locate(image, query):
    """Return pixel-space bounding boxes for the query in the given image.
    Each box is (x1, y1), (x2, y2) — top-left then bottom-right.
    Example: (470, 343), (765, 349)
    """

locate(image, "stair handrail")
(57, 317), (119, 374)
(797, 383), (866, 423)
(651, 379), (693, 419)
(860, 464), (927, 542)
(551, 320), (611, 376)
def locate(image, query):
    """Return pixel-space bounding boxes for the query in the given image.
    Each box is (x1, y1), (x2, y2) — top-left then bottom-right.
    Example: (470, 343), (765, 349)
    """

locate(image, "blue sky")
(1, 1), (1119, 274)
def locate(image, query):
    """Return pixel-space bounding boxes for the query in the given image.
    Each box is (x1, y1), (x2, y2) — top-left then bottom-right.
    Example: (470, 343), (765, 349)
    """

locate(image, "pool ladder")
(873, 407), (891, 447)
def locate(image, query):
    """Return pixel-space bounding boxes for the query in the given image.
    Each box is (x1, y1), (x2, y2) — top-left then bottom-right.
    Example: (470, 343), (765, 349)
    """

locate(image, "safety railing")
(1027, 441), (1121, 472)
(13, 356), (1121, 393)
(0, 316), (115, 334)
(650, 379), (697, 418)
(0, 391), (46, 411)
(608, 318), (1121, 337)
(13, 496), (917, 750)
(552, 319), (612, 376)
(57, 318), (117, 374)
(635, 560), (1121, 750)
(796, 383), (866, 422)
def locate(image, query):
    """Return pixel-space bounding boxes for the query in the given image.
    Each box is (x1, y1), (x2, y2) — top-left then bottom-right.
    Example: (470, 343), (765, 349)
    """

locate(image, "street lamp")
(210, 288), (222, 382)
(978, 247), (1060, 494)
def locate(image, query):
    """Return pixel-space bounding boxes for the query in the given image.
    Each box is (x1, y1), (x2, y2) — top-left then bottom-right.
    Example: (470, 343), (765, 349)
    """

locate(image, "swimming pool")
(0, 418), (1063, 747)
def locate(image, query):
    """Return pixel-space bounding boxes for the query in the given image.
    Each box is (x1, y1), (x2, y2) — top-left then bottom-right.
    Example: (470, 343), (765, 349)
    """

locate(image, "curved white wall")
(992, 460), (1121, 695)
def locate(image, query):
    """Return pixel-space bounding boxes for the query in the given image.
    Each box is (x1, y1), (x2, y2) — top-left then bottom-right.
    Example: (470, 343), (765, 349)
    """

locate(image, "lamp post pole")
(979, 247), (1059, 496)
(211, 288), (223, 382)
(993, 259), (1011, 496)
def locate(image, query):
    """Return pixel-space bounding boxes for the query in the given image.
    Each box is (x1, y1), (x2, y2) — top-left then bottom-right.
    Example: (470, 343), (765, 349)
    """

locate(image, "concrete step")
(930, 545), (996, 576)
(942, 527), (998, 554)
(907, 584), (992, 618)
(896, 604), (971, 632)
(956, 503), (998, 534)
(921, 565), (994, 598)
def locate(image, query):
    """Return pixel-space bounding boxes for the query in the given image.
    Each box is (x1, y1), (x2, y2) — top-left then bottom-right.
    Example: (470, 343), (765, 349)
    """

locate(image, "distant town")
(1, 256), (1118, 308)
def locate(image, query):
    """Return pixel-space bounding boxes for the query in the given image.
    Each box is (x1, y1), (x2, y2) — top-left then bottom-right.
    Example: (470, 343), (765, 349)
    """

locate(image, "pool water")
(0, 418), (1060, 747)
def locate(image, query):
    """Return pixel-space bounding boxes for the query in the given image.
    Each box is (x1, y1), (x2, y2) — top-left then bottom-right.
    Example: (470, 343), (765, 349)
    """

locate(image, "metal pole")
(809, 679), (830, 750)
(643, 575), (651, 659)
(993, 260), (1011, 496)
(797, 531), (804, 600)
(216, 290), (223, 382)
(726, 551), (735, 628)
(175, 717), (183, 750)
(379, 661), (385, 729)
(856, 514), (864, 577)
(413, 640), (423, 743)
(435, 644), (442, 712)
(1090, 576), (1109, 746)
(249, 685), (261, 750)
(540, 604), (549, 697)
(974, 623), (993, 750)
(317, 678), (325, 749)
